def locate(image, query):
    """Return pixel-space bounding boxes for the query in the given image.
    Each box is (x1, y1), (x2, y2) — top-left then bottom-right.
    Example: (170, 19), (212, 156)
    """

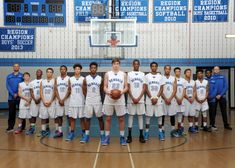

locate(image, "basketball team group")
(5, 58), (232, 146)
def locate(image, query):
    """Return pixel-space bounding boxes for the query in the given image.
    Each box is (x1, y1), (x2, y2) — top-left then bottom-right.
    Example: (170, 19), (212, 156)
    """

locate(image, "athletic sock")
(120, 131), (125, 137)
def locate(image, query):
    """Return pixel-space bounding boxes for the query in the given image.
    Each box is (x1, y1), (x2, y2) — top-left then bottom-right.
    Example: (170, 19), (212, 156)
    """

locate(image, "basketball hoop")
(107, 38), (120, 47)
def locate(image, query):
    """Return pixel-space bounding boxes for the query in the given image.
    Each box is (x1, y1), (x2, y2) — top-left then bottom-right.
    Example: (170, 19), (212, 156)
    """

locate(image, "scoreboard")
(4, 0), (66, 26)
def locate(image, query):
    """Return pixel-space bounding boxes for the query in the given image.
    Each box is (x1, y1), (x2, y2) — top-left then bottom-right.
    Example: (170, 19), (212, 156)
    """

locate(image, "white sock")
(138, 115), (144, 130)
(100, 130), (104, 135)
(120, 131), (125, 137)
(55, 123), (59, 130)
(18, 123), (22, 127)
(195, 122), (198, 126)
(171, 126), (175, 130)
(177, 113), (183, 123)
(146, 116), (151, 125)
(128, 115), (134, 128)
(203, 122), (207, 127)
(159, 128), (163, 132)
(105, 131), (110, 136)
(41, 124), (46, 131)
(189, 122), (193, 127)
(58, 126), (62, 132)
(30, 123), (35, 126)
(85, 130), (90, 135)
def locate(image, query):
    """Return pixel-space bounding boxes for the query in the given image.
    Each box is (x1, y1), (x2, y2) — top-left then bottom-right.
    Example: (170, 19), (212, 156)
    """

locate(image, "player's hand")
(216, 95), (221, 99)
(189, 98), (194, 104)
(132, 98), (139, 104)
(177, 99), (182, 105)
(13, 94), (18, 99)
(59, 100), (65, 106)
(151, 98), (158, 105)
(35, 99), (40, 104)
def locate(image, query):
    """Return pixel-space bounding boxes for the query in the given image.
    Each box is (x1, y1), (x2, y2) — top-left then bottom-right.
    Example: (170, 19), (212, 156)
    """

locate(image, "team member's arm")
(6, 76), (17, 99)
(103, 72), (111, 96)
(219, 76), (228, 98)
(169, 78), (177, 102)
(191, 84), (196, 104)
(54, 78), (62, 104)
(18, 84), (28, 102)
(48, 80), (56, 106)
(127, 73), (138, 104)
(202, 83), (209, 103)
(121, 73), (128, 95)
(40, 81), (47, 107)
(62, 79), (71, 102)
(29, 82), (39, 104)
(137, 83), (146, 103)
(82, 78), (87, 97)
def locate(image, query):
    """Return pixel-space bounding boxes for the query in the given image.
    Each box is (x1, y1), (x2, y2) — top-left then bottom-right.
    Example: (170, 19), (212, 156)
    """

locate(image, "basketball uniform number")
(134, 82), (140, 88)
(151, 85), (158, 92)
(187, 89), (193, 96)
(36, 89), (40, 96)
(25, 92), (30, 97)
(75, 87), (79, 94)
(178, 87), (182, 94)
(60, 87), (66, 93)
(112, 83), (120, 90)
(45, 89), (51, 95)
(167, 85), (171, 91)
(200, 89), (204, 95)
(92, 87), (96, 93)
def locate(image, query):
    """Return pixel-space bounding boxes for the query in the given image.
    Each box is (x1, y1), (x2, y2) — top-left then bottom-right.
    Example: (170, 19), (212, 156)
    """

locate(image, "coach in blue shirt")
(6, 63), (25, 132)
(212, 66), (232, 130)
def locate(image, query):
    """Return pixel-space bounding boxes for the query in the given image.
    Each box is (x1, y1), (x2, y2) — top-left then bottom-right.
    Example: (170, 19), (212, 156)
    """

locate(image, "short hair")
(23, 72), (30, 77)
(133, 59), (140, 64)
(89, 62), (98, 68)
(205, 69), (212, 73)
(112, 58), (120, 64)
(60, 65), (67, 70)
(150, 62), (158, 67)
(174, 67), (181, 72)
(73, 63), (82, 70)
(164, 65), (171, 69)
(46, 68), (54, 73)
(196, 69), (204, 74)
(184, 68), (191, 74)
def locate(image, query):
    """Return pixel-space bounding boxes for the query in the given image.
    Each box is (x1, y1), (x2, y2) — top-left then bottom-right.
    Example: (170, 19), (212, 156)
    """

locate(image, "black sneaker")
(224, 125), (232, 130)
(203, 126), (211, 132)
(5, 128), (14, 133)
(126, 136), (132, 143)
(139, 135), (146, 143)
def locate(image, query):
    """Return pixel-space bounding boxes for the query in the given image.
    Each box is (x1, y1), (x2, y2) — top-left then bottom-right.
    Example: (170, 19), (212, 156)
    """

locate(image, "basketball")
(110, 89), (121, 100)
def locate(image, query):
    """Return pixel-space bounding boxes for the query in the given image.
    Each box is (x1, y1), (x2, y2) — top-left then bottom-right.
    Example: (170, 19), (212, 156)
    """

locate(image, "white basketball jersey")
(104, 71), (125, 105)
(19, 82), (31, 109)
(185, 79), (195, 98)
(196, 79), (208, 101)
(41, 78), (55, 102)
(145, 73), (164, 105)
(29, 79), (42, 100)
(56, 76), (70, 100)
(163, 75), (175, 99)
(127, 71), (146, 103)
(85, 74), (102, 105)
(69, 76), (85, 107)
(176, 77), (186, 99)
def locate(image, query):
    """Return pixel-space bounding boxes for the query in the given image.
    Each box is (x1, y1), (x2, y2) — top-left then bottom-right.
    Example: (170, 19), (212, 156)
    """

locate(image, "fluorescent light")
(225, 34), (235, 38)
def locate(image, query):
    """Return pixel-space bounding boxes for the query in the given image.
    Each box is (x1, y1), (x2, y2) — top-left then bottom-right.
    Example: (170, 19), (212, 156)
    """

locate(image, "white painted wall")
(0, 0), (234, 59)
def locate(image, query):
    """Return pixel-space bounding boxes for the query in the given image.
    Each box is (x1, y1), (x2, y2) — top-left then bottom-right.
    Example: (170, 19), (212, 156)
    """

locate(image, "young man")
(205, 69), (218, 131)
(81, 62), (105, 143)
(15, 72), (31, 134)
(126, 59), (146, 143)
(54, 65), (70, 138)
(183, 69), (197, 133)
(39, 68), (56, 137)
(162, 65), (178, 138)
(101, 58), (128, 146)
(174, 67), (186, 136)
(145, 62), (165, 141)
(66, 63), (85, 141)
(26, 69), (43, 135)
(195, 69), (210, 132)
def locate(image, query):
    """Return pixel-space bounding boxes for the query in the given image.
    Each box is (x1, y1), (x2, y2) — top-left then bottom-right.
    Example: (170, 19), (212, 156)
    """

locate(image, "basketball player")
(183, 69), (197, 133)
(81, 62), (105, 143)
(26, 69), (43, 135)
(54, 65), (70, 138)
(126, 59), (146, 143)
(66, 63), (85, 141)
(39, 68), (55, 137)
(162, 65), (178, 137)
(101, 58), (128, 146)
(15, 72), (31, 134)
(145, 62), (165, 141)
(174, 67), (186, 136)
(195, 69), (210, 132)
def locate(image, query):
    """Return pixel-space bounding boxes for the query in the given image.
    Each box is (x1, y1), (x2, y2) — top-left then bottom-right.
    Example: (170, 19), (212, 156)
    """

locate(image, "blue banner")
(74, 0), (109, 22)
(0, 28), (35, 51)
(115, 0), (149, 23)
(153, 0), (188, 23)
(193, 0), (229, 22)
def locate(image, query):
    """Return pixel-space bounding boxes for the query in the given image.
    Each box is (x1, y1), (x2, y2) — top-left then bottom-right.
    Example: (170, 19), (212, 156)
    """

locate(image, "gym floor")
(0, 109), (234, 168)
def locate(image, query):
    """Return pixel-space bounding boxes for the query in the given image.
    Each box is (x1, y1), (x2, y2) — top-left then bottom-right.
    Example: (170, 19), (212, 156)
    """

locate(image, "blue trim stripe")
(0, 58), (234, 67)
(0, 102), (8, 109)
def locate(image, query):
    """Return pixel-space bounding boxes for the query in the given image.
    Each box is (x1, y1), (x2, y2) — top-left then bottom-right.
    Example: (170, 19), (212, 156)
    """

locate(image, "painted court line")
(92, 141), (101, 168)
(127, 144), (135, 168)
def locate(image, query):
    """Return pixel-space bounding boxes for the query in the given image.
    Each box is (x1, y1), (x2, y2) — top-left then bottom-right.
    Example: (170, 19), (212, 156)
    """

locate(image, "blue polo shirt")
(213, 73), (228, 98)
(205, 76), (218, 102)
(6, 72), (23, 100)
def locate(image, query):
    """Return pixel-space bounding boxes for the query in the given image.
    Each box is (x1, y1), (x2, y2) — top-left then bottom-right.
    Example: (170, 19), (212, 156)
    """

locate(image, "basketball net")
(107, 35), (120, 47)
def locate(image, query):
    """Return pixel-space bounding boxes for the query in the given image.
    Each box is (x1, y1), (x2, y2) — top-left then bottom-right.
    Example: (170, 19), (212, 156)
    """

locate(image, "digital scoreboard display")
(4, 0), (66, 26)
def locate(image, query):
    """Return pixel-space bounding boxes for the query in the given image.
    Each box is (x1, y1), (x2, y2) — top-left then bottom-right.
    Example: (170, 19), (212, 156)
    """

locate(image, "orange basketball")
(111, 89), (121, 100)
